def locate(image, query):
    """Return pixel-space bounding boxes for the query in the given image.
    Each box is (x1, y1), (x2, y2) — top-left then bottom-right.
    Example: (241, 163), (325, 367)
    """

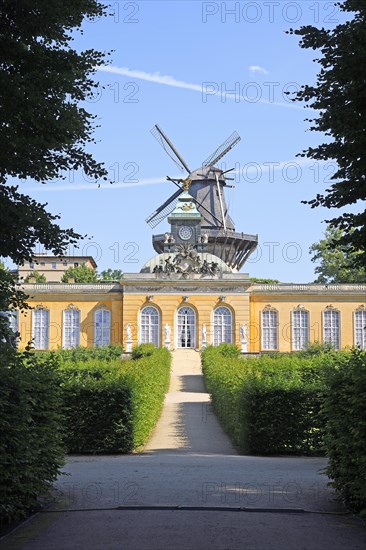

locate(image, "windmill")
(146, 124), (240, 230)
(147, 124), (258, 271)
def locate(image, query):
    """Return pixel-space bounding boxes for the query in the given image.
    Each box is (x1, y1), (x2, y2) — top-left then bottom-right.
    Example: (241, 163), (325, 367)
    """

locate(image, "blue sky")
(15, 1), (350, 281)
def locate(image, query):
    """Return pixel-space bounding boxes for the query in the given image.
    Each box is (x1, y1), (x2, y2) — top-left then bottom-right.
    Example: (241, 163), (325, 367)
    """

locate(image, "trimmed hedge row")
(323, 349), (366, 515)
(201, 345), (329, 455)
(40, 344), (124, 363)
(0, 353), (64, 524)
(1, 345), (171, 523)
(59, 345), (171, 453)
(202, 345), (366, 514)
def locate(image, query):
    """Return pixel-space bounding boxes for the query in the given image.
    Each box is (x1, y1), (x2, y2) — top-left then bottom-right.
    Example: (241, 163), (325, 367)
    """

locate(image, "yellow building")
(11, 130), (366, 353)
(15, 279), (365, 353)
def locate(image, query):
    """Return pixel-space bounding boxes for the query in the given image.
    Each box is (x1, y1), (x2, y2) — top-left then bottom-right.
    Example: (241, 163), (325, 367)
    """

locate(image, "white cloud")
(24, 159), (317, 193)
(248, 65), (269, 75)
(98, 65), (301, 110)
(99, 66), (202, 92)
(27, 177), (167, 193)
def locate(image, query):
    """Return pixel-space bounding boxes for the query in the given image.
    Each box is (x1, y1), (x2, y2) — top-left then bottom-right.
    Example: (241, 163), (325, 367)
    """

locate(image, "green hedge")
(0, 353), (64, 524)
(39, 344), (124, 363)
(323, 349), (366, 515)
(201, 346), (328, 455)
(59, 345), (171, 453)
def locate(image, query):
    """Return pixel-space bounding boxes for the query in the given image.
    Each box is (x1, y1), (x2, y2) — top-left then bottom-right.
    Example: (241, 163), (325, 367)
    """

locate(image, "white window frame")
(292, 308), (309, 351)
(63, 307), (80, 349)
(354, 307), (366, 350)
(140, 306), (160, 346)
(176, 306), (196, 348)
(323, 307), (340, 350)
(213, 306), (233, 346)
(261, 307), (278, 351)
(94, 308), (111, 347)
(32, 308), (50, 350)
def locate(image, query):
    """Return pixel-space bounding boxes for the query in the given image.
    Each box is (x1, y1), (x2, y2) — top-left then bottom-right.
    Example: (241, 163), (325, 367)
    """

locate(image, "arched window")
(261, 306), (278, 351)
(32, 307), (50, 349)
(213, 307), (232, 346)
(63, 306), (80, 349)
(292, 307), (309, 351)
(140, 306), (160, 346)
(94, 308), (111, 347)
(323, 307), (340, 350)
(354, 306), (366, 349)
(177, 306), (196, 348)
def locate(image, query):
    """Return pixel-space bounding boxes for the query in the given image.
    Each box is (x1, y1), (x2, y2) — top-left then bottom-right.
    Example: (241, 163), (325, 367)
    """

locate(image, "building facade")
(14, 279), (366, 352)
(18, 254), (97, 283)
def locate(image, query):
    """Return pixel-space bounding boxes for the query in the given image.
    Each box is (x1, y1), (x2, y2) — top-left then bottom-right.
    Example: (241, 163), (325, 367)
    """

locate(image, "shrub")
(323, 349), (366, 514)
(124, 347), (171, 448)
(61, 264), (98, 283)
(216, 343), (241, 358)
(40, 344), (124, 363)
(131, 343), (156, 360)
(59, 347), (171, 453)
(24, 270), (46, 283)
(61, 370), (133, 453)
(0, 353), (64, 524)
(201, 347), (328, 455)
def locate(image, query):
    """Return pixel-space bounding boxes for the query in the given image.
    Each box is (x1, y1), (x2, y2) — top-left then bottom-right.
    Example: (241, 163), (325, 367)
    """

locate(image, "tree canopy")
(61, 264), (98, 283)
(0, 1), (108, 340)
(24, 271), (46, 283)
(289, 1), (366, 266)
(309, 226), (366, 284)
(99, 269), (124, 281)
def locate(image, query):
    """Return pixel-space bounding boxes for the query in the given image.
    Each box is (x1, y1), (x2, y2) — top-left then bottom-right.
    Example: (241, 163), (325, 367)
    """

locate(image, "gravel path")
(144, 349), (237, 455)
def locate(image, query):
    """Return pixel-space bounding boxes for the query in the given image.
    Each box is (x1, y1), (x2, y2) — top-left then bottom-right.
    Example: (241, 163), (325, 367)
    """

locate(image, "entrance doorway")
(177, 306), (196, 348)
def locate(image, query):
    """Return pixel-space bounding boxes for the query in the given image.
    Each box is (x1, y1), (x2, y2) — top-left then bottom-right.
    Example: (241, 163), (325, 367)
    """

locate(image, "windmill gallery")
(14, 126), (366, 353)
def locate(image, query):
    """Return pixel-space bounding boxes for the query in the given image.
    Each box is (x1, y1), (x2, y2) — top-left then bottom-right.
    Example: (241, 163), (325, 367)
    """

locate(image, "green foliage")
(39, 345), (124, 363)
(131, 343), (156, 360)
(60, 364), (133, 454)
(202, 347), (329, 455)
(288, 2), (366, 265)
(294, 341), (336, 357)
(309, 226), (366, 283)
(0, 1), (109, 339)
(57, 346), (171, 453)
(0, 352), (65, 524)
(0, 267), (29, 359)
(99, 269), (124, 281)
(24, 270), (46, 283)
(323, 349), (366, 514)
(123, 347), (171, 448)
(250, 278), (280, 284)
(0, 0), (108, 185)
(216, 343), (241, 358)
(61, 264), (98, 283)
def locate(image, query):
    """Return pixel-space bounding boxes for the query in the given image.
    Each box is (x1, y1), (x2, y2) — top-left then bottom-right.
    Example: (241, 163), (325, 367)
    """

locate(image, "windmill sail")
(145, 188), (183, 228)
(151, 124), (191, 173)
(202, 131), (241, 167)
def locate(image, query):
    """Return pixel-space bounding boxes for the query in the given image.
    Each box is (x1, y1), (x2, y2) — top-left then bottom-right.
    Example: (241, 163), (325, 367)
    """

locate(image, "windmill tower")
(146, 125), (258, 272)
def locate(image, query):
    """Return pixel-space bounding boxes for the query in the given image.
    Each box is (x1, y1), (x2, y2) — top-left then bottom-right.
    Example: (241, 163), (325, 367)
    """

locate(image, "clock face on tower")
(178, 225), (193, 240)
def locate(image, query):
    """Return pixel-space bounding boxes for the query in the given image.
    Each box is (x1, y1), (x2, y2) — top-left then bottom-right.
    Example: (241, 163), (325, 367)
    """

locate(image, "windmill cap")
(189, 166), (225, 181)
